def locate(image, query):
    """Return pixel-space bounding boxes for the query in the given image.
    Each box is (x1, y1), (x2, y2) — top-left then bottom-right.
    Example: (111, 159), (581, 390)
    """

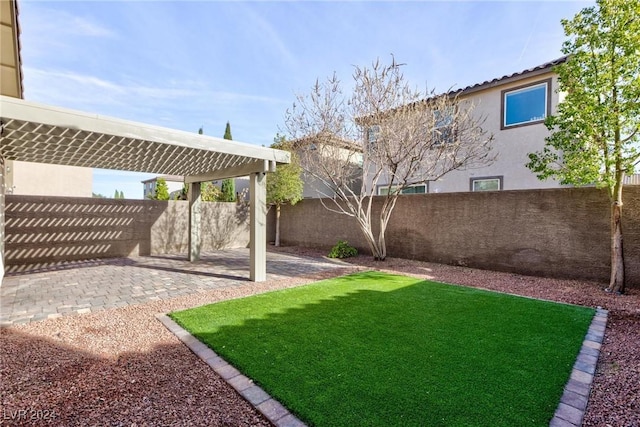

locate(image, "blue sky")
(18, 0), (592, 199)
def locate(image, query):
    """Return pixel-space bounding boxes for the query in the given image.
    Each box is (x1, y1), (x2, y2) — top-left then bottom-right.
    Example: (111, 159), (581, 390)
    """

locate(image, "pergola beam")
(185, 159), (277, 183)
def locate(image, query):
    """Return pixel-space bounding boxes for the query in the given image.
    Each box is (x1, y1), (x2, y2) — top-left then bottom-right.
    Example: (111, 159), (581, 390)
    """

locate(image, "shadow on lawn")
(185, 273), (594, 427)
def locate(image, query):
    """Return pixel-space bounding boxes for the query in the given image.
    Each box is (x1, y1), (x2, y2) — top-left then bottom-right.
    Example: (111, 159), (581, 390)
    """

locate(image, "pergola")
(0, 95), (290, 283)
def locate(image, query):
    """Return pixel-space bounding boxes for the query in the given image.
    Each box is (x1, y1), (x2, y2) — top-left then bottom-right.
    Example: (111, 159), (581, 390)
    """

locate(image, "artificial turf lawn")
(170, 271), (595, 427)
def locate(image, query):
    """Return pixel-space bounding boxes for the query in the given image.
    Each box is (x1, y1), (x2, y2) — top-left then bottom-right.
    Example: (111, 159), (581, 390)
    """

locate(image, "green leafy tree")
(527, 0), (640, 293)
(201, 181), (222, 202)
(176, 182), (219, 201)
(114, 189), (119, 199)
(153, 178), (170, 201)
(267, 135), (304, 246)
(220, 121), (236, 201)
(220, 179), (235, 202)
(119, 190), (125, 199)
(92, 192), (105, 198)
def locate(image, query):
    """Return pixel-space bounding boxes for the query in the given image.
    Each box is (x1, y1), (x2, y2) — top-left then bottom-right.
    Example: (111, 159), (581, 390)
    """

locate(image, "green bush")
(328, 240), (358, 259)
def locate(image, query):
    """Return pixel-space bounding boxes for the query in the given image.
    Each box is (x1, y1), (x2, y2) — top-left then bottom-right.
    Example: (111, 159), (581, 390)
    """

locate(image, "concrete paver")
(0, 249), (344, 326)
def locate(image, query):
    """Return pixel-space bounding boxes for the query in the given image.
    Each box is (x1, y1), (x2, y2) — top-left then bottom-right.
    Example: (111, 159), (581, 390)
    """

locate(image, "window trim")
(500, 78), (552, 130)
(470, 176), (503, 192)
(367, 125), (380, 147)
(432, 107), (456, 146)
(377, 183), (428, 196)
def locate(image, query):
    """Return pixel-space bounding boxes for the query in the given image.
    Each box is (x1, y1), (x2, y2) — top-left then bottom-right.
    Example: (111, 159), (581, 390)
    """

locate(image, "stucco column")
(0, 155), (5, 284)
(188, 182), (202, 262)
(250, 171), (267, 282)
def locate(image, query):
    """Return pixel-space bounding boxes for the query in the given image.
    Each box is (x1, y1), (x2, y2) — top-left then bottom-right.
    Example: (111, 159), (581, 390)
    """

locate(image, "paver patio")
(0, 248), (346, 326)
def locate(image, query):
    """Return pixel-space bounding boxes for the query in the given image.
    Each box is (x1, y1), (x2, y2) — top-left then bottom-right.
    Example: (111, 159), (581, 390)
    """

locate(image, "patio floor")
(0, 248), (346, 326)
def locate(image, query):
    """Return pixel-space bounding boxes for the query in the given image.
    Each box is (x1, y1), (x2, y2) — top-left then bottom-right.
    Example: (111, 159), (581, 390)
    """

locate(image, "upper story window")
(501, 78), (551, 129)
(433, 108), (455, 145)
(367, 125), (380, 147)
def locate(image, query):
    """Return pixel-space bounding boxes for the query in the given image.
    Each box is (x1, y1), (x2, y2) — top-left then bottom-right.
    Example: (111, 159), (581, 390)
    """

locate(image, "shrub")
(328, 240), (358, 259)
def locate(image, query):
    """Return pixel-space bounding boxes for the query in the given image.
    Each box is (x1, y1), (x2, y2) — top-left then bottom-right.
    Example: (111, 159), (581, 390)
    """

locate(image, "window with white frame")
(378, 183), (427, 195)
(433, 108), (455, 145)
(501, 79), (551, 129)
(470, 176), (503, 192)
(367, 125), (380, 147)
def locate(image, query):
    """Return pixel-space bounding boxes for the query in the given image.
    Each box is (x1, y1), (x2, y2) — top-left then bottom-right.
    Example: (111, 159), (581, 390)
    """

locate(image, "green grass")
(170, 271), (594, 427)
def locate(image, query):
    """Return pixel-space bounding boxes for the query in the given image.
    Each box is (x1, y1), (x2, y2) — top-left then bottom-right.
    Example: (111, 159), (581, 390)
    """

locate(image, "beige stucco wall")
(7, 160), (93, 197)
(298, 144), (363, 198)
(366, 71), (563, 193)
(430, 72), (563, 193)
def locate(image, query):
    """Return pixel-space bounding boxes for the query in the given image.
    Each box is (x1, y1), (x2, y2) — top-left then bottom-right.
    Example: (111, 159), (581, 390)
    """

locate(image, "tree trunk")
(376, 224), (387, 261)
(360, 220), (385, 261)
(275, 204), (281, 247)
(607, 201), (625, 293)
(358, 223), (384, 261)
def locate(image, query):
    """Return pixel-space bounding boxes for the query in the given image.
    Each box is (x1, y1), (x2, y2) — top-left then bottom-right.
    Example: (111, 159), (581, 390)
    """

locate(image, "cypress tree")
(221, 122), (235, 201)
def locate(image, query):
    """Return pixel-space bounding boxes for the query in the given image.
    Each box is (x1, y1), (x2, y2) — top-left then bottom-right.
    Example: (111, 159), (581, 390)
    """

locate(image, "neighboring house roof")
(0, 0), (23, 98)
(141, 175), (184, 184)
(291, 132), (363, 152)
(368, 56), (567, 121)
(452, 56), (568, 97)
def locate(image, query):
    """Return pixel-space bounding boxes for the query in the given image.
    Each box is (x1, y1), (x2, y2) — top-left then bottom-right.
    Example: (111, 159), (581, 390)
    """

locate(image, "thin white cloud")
(67, 15), (116, 38)
(234, 2), (298, 70)
(23, 67), (286, 107)
(21, 66), (289, 142)
(23, 67), (189, 107)
(23, 6), (117, 39)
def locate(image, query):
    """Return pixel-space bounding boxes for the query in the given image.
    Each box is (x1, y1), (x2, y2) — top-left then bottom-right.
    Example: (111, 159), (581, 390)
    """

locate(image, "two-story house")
(291, 133), (364, 199)
(371, 57), (568, 194)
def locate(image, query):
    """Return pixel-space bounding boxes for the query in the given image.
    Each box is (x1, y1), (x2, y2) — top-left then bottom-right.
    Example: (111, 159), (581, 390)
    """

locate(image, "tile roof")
(452, 56), (568, 96)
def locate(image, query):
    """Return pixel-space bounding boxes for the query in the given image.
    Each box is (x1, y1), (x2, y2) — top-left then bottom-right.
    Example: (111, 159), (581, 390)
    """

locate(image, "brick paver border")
(549, 307), (608, 427)
(159, 307), (608, 427)
(157, 314), (307, 427)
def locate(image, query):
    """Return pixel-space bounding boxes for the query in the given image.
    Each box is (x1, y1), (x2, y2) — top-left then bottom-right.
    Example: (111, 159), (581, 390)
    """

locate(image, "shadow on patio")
(0, 248), (348, 326)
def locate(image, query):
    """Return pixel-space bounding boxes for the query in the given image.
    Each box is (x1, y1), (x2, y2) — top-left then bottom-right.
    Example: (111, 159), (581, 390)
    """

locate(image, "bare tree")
(285, 57), (495, 260)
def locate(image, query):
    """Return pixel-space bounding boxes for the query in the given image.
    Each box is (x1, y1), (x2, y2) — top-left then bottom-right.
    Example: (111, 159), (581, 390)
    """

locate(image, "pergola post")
(250, 171), (267, 282)
(0, 155), (5, 284)
(188, 181), (202, 262)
